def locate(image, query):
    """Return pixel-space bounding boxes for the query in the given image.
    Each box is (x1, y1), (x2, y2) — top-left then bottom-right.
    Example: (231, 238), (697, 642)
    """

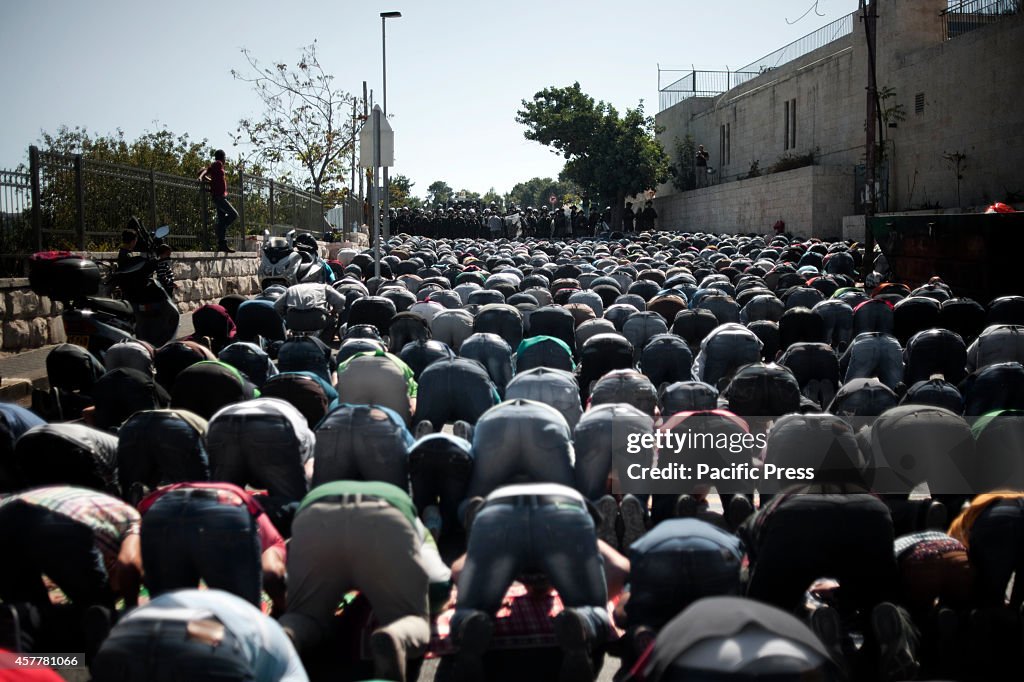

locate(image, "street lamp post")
(381, 11), (401, 240)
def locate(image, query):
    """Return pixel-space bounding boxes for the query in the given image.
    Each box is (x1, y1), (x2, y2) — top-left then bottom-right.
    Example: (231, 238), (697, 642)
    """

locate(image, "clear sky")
(0, 0), (857, 198)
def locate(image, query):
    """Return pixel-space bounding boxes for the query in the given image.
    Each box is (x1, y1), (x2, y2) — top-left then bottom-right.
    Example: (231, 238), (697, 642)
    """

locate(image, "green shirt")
(298, 480), (417, 527)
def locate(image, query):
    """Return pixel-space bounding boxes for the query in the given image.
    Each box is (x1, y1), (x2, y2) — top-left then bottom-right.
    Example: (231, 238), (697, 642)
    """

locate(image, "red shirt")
(205, 160), (227, 197)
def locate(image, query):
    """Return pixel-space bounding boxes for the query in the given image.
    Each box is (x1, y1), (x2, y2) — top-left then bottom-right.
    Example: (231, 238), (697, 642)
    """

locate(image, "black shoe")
(553, 610), (595, 682)
(809, 606), (845, 669)
(453, 611), (493, 682)
(675, 494), (700, 518)
(871, 602), (920, 681)
(217, 242), (236, 254)
(595, 495), (620, 550)
(726, 494), (755, 530)
(619, 494), (648, 549)
(370, 626), (407, 682)
(0, 604), (22, 652)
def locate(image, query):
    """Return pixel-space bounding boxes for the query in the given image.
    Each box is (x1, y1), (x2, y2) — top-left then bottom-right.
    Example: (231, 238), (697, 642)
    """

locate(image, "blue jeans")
(212, 195), (238, 244)
(91, 617), (254, 681)
(414, 358), (500, 431)
(117, 411), (210, 504)
(409, 434), (473, 530)
(969, 498), (1024, 608)
(208, 413), (309, 503)
(452, 494), (609, 640)
(466, 400), (576, 499)
(141, 489), (262, 606)
(574, 404), (654, 501)
(625, 519), (743, 630)
(840, 332), (904, 389)
(312, 404), (412, 490)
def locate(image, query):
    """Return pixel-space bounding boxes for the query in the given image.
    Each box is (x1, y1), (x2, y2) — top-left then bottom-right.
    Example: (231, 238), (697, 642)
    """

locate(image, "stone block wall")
(655, 165), (854, 239)
(1, 252), (259, 352)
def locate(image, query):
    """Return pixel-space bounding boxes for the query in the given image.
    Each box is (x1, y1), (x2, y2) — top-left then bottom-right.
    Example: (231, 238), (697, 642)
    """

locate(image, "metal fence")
(658, 70), (760, 112)
(22, 145), (323, 255)
(658, 12), (855, 113)
(0, 169), (34, 275)
(942, 0), (1021, 40)
(735, 11), (855, 80)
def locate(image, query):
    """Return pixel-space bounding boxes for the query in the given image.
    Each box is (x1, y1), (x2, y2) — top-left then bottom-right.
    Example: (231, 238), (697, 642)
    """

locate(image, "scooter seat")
(84, 296), (134, 319)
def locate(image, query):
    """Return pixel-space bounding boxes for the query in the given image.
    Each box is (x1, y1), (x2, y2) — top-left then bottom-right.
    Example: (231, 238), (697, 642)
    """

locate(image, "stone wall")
(655, 165), (854, 239)
(1, 252), (259, 352)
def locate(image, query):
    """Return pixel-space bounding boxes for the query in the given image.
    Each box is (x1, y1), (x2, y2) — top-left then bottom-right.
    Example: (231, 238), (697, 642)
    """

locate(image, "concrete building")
(654, 0), (1024, 238)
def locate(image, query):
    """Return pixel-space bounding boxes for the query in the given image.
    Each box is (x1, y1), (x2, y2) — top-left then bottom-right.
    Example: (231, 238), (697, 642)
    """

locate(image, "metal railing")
(942, 0), (1021, 40)
(0, 169), (34, 276)
(658, 12), (855, 112)
(658, 70), (760, 112)
(736, 11), (855, 79)
(26, 146), (323, 253)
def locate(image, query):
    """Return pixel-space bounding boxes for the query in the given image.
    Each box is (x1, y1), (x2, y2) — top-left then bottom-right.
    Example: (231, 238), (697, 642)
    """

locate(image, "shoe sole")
(453, 613), (493, 682)
(595, 496), (620, 550)
(619, 495), (647, 549)
(871, 603), (919, 680)
(554, 611), (594, 682)
(370, 629), (406, 682)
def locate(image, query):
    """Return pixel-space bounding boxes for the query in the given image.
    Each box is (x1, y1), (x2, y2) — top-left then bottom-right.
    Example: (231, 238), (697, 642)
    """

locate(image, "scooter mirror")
(154, 226), (171, 239)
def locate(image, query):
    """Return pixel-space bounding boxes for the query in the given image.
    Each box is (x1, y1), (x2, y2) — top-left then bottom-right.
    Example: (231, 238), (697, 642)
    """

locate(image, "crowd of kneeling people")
(3, 230), (1024, 682)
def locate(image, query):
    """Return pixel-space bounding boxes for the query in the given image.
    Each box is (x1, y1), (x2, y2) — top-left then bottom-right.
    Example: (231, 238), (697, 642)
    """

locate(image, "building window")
(915, 92), (925, 114)
(783, 98), (797, 150)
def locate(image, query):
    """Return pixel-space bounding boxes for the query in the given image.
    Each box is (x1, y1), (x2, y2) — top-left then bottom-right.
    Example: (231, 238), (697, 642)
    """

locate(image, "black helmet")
(294, 233), (318, 254)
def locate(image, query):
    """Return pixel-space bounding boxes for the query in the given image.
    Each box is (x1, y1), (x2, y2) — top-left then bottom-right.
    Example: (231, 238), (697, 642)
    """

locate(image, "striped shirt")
(0, 486), (140, 571)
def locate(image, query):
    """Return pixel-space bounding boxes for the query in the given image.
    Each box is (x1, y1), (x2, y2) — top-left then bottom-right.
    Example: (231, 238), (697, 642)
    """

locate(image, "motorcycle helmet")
(294, 233), (318, 255)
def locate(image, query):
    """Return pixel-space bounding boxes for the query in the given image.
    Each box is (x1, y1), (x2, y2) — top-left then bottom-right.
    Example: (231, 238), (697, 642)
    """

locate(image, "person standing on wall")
(199, 150), (238, 254)
(696, 145), (710, 188)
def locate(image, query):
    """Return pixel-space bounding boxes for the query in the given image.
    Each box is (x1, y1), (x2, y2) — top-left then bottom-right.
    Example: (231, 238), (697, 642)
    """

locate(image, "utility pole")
(861, 0), (879, 281)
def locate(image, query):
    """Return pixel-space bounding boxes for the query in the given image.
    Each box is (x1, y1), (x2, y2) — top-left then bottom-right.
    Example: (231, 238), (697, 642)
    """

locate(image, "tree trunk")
(611, 189), (627, 231)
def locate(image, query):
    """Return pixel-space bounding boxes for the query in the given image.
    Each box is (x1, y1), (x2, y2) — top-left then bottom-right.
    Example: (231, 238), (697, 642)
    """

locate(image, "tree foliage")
(506, 177), (580, 211)
(39, 125), (212, 176)
(516, 82), (669, 228)
(388, 174), (422, 209)
(232, 41), (355, 208)
(426, 180), (454, 207)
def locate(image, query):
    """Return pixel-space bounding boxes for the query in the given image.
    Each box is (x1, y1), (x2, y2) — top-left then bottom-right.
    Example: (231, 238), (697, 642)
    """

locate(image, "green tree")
(388, 174), (422, 209)
(426, 180), (454, 207)
(516, 82), (669, 229)
(481, 188), (504, 211)
(506, 177), (580, 210)
(232, 41), (356, 209)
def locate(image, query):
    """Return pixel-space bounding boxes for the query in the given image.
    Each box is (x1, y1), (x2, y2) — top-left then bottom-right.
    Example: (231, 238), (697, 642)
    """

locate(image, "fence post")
(29, 146), (42, 251)
(201, 182), (210, 249)
(148, 169), (158, 230)
(73, 154), (86, 250)
(269, 180), (275, 226)
(237, 171), (245, 241)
